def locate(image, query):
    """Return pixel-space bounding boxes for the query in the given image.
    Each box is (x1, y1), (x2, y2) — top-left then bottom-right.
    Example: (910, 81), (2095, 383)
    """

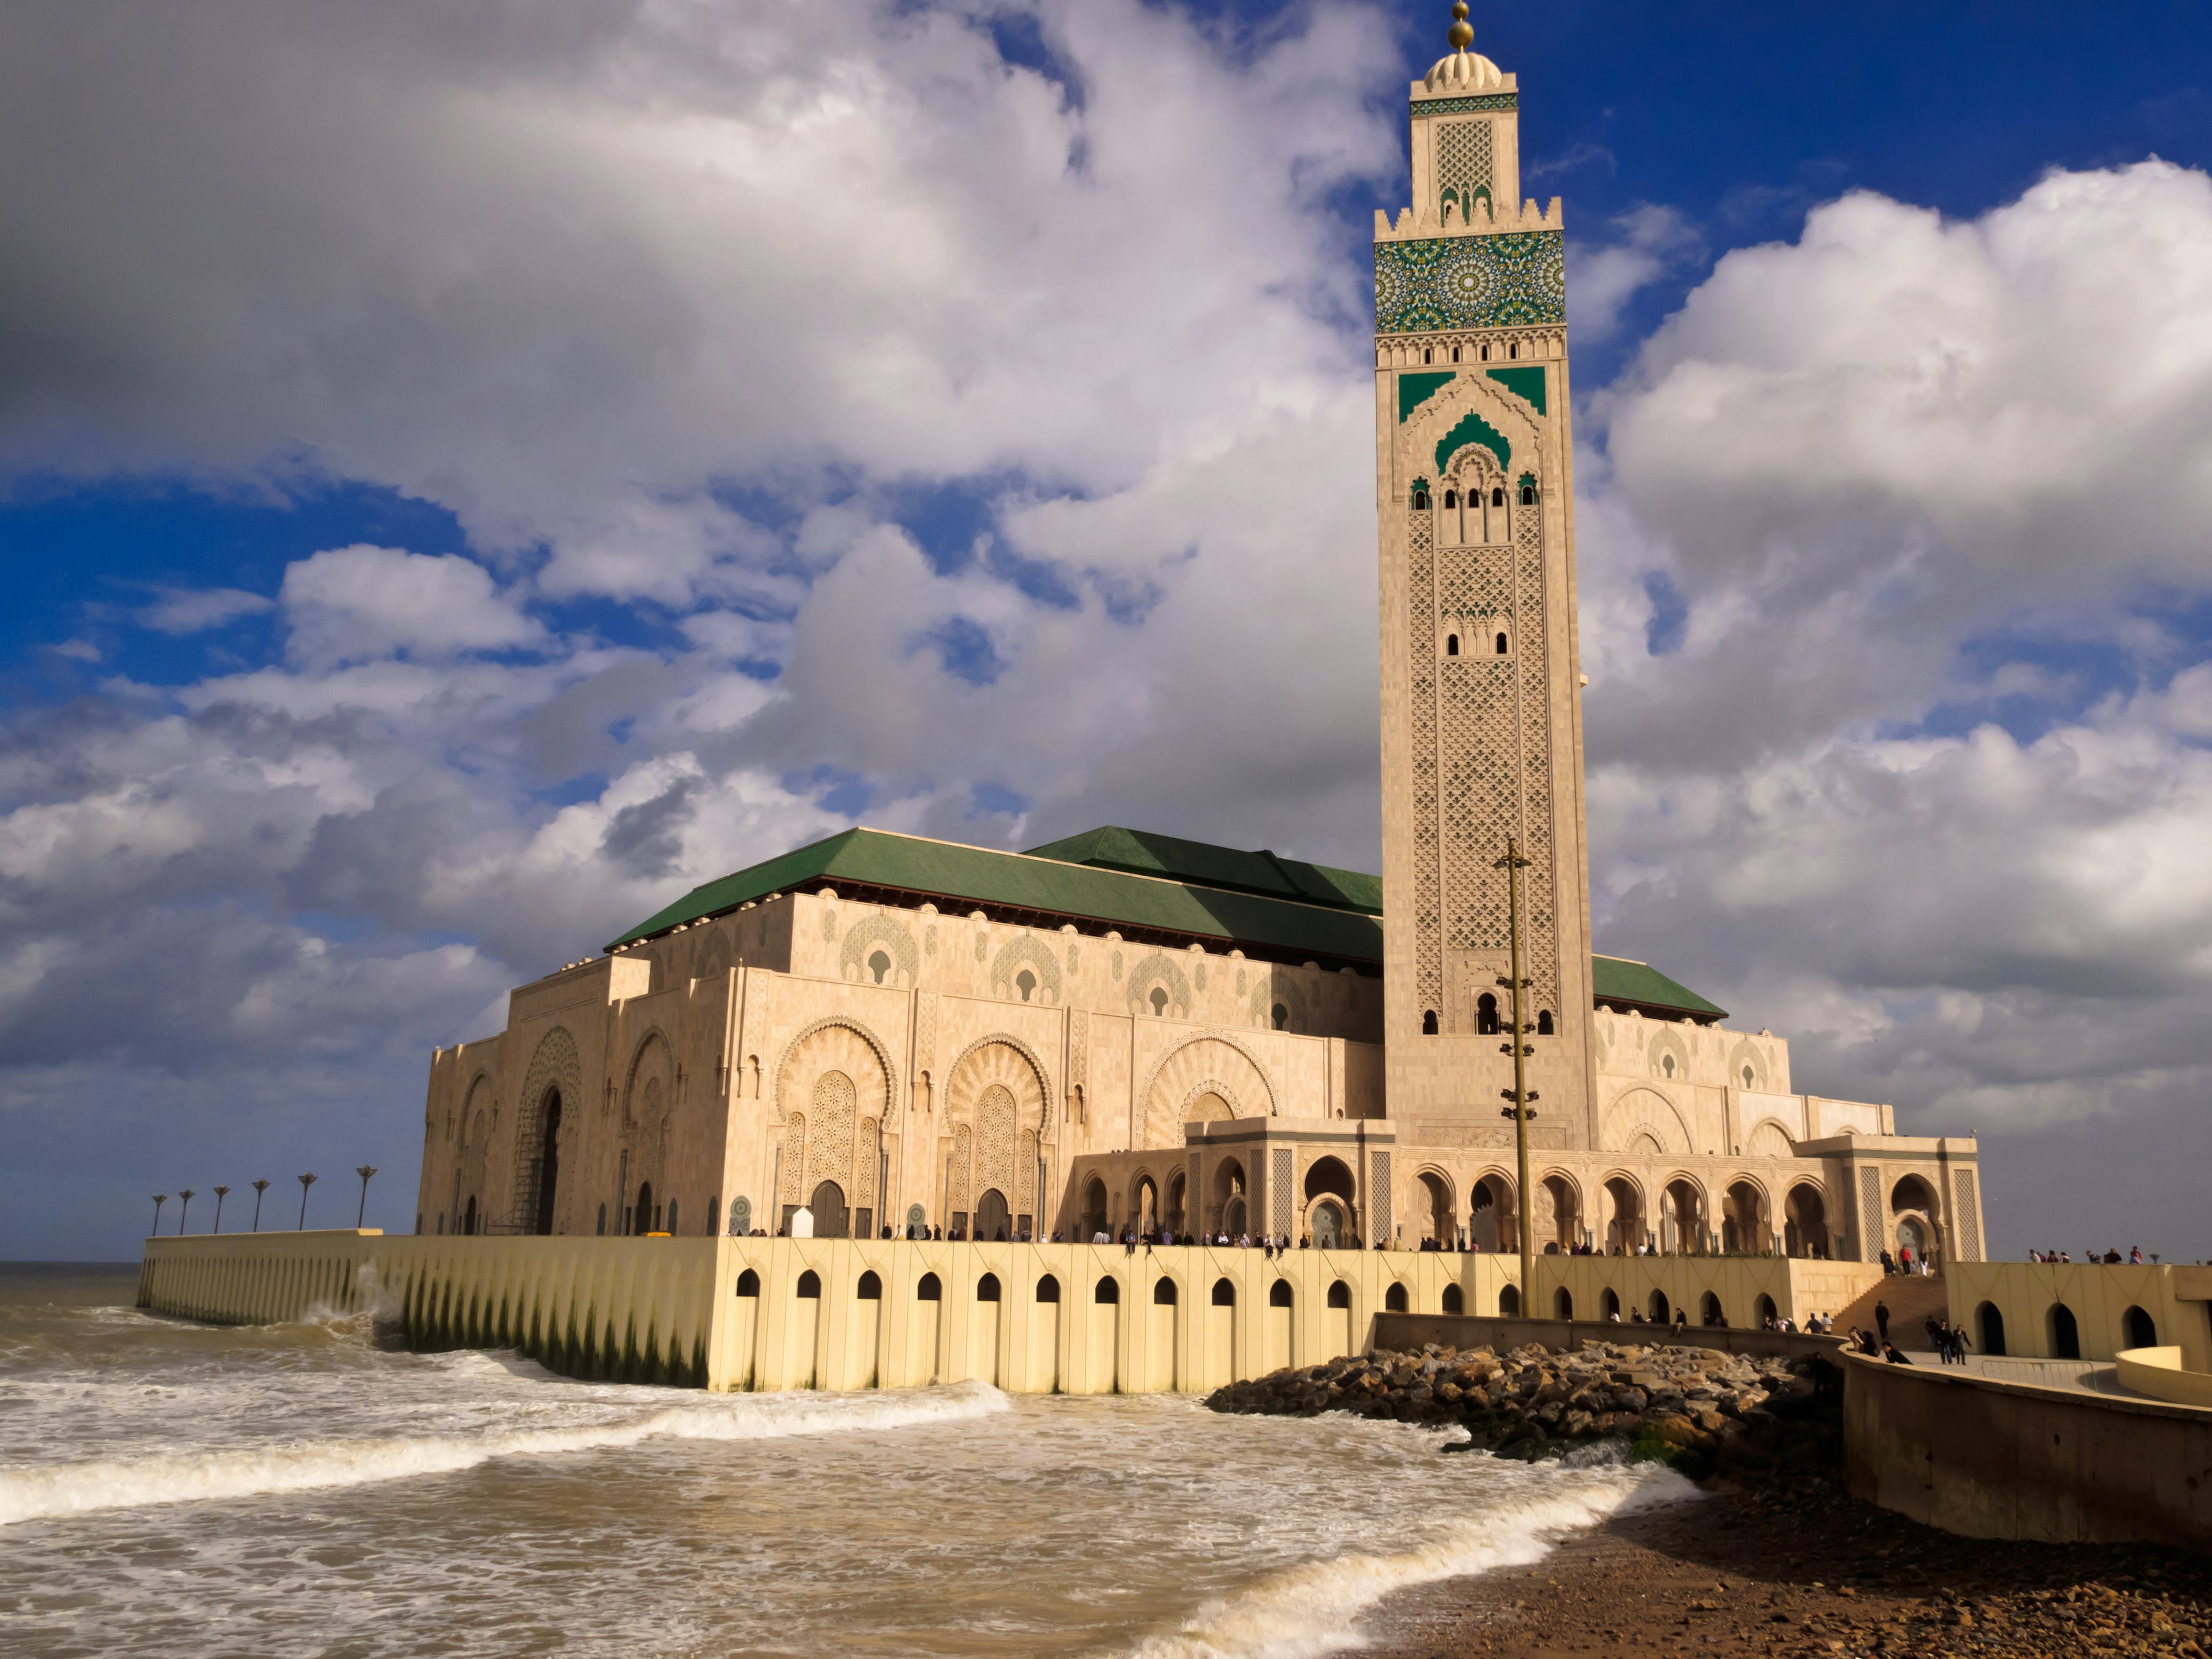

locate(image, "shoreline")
(1355, 1467), (2212, 1658)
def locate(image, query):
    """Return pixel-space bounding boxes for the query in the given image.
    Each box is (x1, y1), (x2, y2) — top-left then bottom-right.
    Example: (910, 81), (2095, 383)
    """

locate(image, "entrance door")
(533, 1090), (562, 1235)
(809, 1181), (849, 1238)
(1312, 1201), (1343, 1249)
(975, 1189), (1011, 1243)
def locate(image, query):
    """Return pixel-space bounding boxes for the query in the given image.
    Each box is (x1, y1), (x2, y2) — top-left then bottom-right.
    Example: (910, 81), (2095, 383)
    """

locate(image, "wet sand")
(1363, 1469), (2212, 1658)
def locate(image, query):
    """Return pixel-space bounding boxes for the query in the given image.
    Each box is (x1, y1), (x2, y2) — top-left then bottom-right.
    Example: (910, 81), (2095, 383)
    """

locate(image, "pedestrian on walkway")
(1875, 1299), (1891, 1343)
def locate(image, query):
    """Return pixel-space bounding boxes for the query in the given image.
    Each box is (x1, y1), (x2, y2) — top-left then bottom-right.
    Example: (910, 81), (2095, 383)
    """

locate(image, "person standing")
(1875, 1299), (1891, 1344)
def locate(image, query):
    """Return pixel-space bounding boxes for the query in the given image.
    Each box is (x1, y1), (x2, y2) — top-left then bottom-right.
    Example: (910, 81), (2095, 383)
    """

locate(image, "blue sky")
(5, 0), (2212, 1259)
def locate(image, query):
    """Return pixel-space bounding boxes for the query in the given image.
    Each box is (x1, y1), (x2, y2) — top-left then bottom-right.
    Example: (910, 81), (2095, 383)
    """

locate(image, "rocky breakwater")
(1205, 1340), (1840, 1483)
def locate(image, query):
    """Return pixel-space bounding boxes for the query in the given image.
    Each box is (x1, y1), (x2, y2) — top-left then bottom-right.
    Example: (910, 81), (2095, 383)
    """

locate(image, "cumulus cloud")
(136, 586), (275, 634)
(1581, 159), (2212, 1242)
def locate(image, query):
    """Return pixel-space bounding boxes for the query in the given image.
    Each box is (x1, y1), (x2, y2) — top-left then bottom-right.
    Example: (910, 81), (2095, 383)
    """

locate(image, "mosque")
(413, 5), (1985, 1277)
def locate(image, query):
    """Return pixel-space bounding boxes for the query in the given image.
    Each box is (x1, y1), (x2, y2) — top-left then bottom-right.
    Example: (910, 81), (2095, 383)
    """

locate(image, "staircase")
(1832, 1273), (1950, 1346)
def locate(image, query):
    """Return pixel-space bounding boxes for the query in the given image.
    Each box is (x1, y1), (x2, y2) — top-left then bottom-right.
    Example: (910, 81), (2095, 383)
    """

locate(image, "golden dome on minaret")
(1424, 1), (1504, 93)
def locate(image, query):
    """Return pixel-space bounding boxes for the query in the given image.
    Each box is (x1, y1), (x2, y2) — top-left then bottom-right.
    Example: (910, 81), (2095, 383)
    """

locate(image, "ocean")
(0, 1264), (1689, 1658)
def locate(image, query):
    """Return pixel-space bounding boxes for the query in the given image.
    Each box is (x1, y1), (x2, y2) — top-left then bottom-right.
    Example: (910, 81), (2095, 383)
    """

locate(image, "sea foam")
(1122, 1462), (1695, 1659)
(0, 1378), (1010, 1527)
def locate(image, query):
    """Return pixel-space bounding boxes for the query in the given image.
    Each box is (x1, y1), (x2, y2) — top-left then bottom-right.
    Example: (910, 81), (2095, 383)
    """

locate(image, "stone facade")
(411, 24), (1985, 1274)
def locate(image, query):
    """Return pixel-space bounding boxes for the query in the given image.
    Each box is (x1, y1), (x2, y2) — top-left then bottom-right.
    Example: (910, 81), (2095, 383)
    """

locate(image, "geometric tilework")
(1376, 230), (1565, 335)
(1369, 1150), (1392, 1245)
(1271, 1148), (1294, 1238)
(1410, 93), (1518, 118)
(1858, 1166), (1883, 1261)
(1408, 509), (1442, 1018)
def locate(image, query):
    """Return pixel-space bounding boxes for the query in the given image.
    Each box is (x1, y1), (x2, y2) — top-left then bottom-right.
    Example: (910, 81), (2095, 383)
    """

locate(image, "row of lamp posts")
(151, 1166), (377, 1236)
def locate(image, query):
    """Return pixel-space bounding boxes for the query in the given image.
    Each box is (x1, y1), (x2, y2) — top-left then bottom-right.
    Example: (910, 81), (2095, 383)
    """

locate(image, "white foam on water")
(0, 1378), (1011, 1527)
(1121, 1461), (1696, 1659)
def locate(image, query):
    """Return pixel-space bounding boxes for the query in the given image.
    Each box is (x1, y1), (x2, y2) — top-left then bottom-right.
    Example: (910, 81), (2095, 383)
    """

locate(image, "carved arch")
(989, 936), (1063, 1006)
(1124, 953), (1192, 1018)
(1745, 1118), (1796, 1159)
(507, 1026), (582, 1234)
(772, 1017), (899, 1126)
(839, 915), (919, 987)
(1603, 1085), (1695, 1156)
(1140, 1034), (1275, 1147)
(941, 1032), (1055, 1135)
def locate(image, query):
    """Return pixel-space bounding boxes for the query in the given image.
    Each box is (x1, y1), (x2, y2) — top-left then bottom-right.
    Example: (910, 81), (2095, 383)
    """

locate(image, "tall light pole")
(177, 1189), (195, 1234)
(251, 1179), (270, 1232)
(355, 1165), (378, 1228)
(1495, 836), (1540, 1306)
(297, 1172), (317, 1230)
(212, 1185), (230, 1234)
(151, 1194), (168, 1235)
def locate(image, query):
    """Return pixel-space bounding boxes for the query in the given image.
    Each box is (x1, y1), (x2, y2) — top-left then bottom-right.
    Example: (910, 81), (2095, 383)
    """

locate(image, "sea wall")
(1525, 1255), (1881, 1329)
(1843, 1351), (2212, 1550)
(137, 1233), (1519, 1393)
(1373, 1310), (1842, 1364)
(1946, 1260), (2212, 1366)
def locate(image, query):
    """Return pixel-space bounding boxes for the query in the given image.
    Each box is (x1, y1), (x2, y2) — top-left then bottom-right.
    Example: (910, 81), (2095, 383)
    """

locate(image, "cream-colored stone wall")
(1948, 1262), (2212, 1368)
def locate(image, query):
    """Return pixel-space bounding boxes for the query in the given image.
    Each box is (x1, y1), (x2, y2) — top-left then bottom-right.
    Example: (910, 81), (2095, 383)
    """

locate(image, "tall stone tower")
(1374, 5), (1595, 1150)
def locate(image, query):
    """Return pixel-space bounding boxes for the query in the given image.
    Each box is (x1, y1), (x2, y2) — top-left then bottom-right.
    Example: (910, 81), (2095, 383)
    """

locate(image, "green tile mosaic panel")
(1410, 94), (1518, 117)
(1374, 230), (1565, 335)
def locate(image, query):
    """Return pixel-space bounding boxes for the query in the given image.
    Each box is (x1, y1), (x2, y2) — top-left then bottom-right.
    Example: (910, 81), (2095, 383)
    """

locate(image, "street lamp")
(297, 1172), (317, 1230)
(151, 1195), (168, 1235)
(355, 1165), (378, 1228)
(212, 1185), (230, 1233)
(251, 1179), (270, 1232)
(177, 1189), (195, 1234)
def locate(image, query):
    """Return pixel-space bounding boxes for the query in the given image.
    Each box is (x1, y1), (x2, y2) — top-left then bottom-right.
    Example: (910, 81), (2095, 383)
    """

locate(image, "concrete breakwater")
(1206, 1339), (1840, 1480)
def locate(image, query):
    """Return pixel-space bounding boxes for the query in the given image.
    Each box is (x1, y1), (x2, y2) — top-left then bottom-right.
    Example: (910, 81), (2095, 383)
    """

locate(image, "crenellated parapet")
(1373, 195), (1563, 243)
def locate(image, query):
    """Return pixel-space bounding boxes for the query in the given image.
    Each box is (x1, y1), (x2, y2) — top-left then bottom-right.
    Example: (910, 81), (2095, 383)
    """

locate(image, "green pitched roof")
(604, 827), (1385, 965)
(1591, 954), (1728, 1022)
(606, 825), (1729, 1020)
(1023, 825), (1382, 914)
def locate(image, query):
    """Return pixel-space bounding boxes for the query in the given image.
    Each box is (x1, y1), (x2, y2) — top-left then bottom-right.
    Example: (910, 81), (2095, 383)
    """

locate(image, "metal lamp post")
(151, 1195), (168, 1235)
(355, 1165), (377, 1228)
(297, 1172), (317, 1230)
(251, 1179), (270, 1232)
(212, 1185), (230, 1234)
(1494, 836), (1540, 1303)
(177, 1189), (195, 1234)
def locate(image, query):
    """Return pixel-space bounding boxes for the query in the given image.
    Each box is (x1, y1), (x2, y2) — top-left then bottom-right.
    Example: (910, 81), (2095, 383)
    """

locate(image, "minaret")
(1373, 5), (1595, 1149)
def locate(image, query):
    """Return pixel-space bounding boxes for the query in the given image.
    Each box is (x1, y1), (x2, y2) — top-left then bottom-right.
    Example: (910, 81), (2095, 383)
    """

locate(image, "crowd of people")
(2028, 1245), (2147, 1264)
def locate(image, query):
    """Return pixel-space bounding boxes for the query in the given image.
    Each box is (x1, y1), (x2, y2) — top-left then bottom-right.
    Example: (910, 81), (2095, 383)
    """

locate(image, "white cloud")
(136, 586), (275, 634)
(279, 545), (546, 666)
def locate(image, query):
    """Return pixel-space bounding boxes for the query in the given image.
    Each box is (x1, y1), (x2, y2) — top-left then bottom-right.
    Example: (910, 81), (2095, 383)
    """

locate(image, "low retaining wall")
(1374, 1310), (1844, 1364)
(1843, 1350), (2212, 1550)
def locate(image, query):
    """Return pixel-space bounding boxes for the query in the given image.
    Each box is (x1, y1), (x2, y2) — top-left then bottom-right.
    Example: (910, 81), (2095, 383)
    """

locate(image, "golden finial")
(1447, 1), (1474, 51)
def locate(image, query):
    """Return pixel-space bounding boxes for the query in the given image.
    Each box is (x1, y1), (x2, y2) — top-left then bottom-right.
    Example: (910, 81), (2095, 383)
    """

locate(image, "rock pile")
(1205, 1339), (1840, 1482)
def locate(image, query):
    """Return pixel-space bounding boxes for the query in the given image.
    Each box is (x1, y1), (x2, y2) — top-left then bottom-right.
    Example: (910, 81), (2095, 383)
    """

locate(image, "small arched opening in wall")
(1416, 1168), (1455, 1247)
(1384, 1282), (1409, 1313)
(1699, 1290), (1726, 1327)
(1647, 1288), (1671, 1324)
(1754, 1293), (1777, 1327)
(1441, 1283), (1464, 1315)
(1469, 1172), (1515, 1252)
(1498, 1284), (1520, 1316)
(1783, 1182), (1828, 1259)
(1977, 1301), (2007, 1357)
(2048, 1302), (2080, 1359)
(1553, 1287), (1573, 1320)
(1601, 1174), (1644, 1254)
(2124, 1305), (2158, 1349)
(1600, 1287), (1620, 1320)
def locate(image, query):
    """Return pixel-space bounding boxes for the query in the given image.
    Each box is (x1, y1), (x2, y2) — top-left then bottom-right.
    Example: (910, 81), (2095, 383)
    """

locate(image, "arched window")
(1520, 482), (1536, 506)
(1422, 1009), (1438, 1035)
(1441, 1283), (1464, 1315)
(1476, 993), (1500, 1035)
(2124, 1305), (2157, 1349)
(1153, 1277), (1178, 1305)
(977, 1273), (1002, 1302)
(1648, 1289), (1671, 1323)
(1450, 345), (1461, 363)
(1480, 343), (1490, 362)
(1491, 486), (1505, 507)
(857, 1270), (882, 1300)
(1412, 488), (1430, 509)
(1700, 1291), (1725, 1327)
(1149, 986), (1169, 1016)
(1978, 1301), (2007, 1356)
(916, 1272), (942, 1302)
(1385, 1282), (1409, 1313)
(2049, 1302), (2080, 1358)
(1036, 1274), (1061, 1303)
(735, 1268), (760, 1297)
(1554, 1287), (1574, 1320)
(1446, 634), (1459, 656)
(1509, 342), (1519, 359)
(1326, 1281), (1351, 1309)
(1094, 1277), (1119, 1304)
(796, 1270), (821, 1300)
(1016, 968), (1037, 1002)
(1536, 1010), (1554, 1035)
(1270, 1279), (1294, 1308)
(1271, 1002), (1290, 1031)
(1443, 488), (1458, 508)
(1755, 1293), (1777, 1325)
(1600, 1287), (1620, 1319)
(1423, 347), (1433, 364)
(1211, 1278), (1236, 1306)
(1498, 1285), (1520, 1316)
(867, 948), (891, 984)
(1495, 631), (1509, 655)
